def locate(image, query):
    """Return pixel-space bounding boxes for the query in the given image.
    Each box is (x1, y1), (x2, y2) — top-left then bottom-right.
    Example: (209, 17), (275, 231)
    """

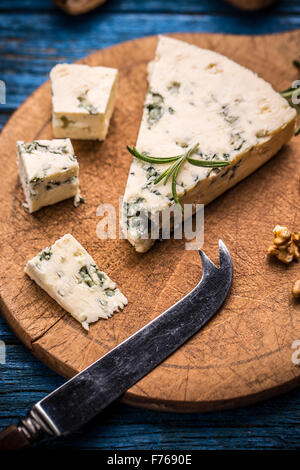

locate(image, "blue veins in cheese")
(17, 139), (80, 213)
(121, 36), (297, 253)
(25, 234), (128, 330)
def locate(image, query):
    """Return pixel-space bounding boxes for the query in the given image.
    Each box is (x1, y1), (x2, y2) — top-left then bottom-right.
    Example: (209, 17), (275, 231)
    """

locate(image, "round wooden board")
(1, 32), (300, 412)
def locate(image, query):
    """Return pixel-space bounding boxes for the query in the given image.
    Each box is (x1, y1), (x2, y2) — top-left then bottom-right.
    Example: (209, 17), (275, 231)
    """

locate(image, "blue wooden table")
(1, 0), (300, 450)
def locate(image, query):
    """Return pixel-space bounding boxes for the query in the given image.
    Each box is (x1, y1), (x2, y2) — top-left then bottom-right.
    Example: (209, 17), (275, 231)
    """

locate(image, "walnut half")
(267, 225), (300, 264)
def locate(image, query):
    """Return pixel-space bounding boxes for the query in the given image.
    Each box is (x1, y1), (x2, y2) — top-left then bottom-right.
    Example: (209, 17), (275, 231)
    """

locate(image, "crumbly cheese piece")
(25, 234), (128, 330)
(17, 139), (80, 213)
(121, 36), (297, 253)
(50, 63), (118, 140)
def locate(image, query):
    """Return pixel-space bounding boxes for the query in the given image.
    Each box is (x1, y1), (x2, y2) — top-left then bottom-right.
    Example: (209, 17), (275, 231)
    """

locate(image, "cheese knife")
(0, 240), (233, 449)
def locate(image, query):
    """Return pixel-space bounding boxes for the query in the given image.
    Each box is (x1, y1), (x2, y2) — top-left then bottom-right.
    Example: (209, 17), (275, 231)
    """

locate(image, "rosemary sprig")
(127, 143), (229, 213)
(127, 146), (183, 164)
(280, 59), (300, 136)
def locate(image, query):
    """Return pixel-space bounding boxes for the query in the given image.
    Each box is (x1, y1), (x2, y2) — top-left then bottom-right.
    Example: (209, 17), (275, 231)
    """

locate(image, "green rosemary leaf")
(170, 144), (201, 212)
(280, 88), (299, 98)
(187, 157), (229, 168)
(164, 157), (185, 186)
(281, 87), (300, 99)
(188, 143), (199, 154)
(280, 59), (300, 136)
(172, 158), (185, 213)
(155, 144), (199, 187)
(127, 142), (228, 213)
(153, 166), (169, 185)
(154, 159), (178, 185)
(127, 146), (182, 164)
(280, 87), (294, 95)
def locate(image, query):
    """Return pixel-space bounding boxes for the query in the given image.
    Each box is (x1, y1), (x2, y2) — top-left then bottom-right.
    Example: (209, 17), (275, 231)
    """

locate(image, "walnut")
(53, 0), (106, 15)
(272, 225), (291, 245)
(292, 280), (300, 299)
(225, 0), (276, 10)
(267, 225), (300, 264)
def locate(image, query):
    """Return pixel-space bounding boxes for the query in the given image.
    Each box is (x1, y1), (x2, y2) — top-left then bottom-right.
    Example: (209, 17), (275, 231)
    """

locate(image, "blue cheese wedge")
(50, 63), (118, 140)
(25, 234), (128, 330)
(17, 139), (80, 213)
(121, 36), (297, 252)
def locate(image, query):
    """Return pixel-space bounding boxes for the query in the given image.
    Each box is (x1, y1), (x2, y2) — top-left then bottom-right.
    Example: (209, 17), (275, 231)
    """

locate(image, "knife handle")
(0, 410), (55, 449)
(0, 425), (30, 450)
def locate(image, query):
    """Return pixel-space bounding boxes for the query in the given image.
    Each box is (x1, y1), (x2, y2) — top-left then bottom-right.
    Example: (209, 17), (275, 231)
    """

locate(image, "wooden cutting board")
(1, 32), (300, 412)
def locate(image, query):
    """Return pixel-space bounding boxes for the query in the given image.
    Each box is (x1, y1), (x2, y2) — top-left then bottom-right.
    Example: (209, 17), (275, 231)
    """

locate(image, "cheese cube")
(50, 63), (118, 140)
(17, 139), (80, 213)
(25, 234), (128, 330)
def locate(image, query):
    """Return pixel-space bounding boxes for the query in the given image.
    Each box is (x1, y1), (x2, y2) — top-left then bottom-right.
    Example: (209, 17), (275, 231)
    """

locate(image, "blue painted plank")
(0, 308), (299, 450)
(1, 0), (300, 451)
(1, 12), (300, 110)
(0, 112), (10, 130)
(2, 0), (300, 14)
(0, 345), (300, 449)
(1, 348), (300, 449)
(1, 313), (300, 449)
(0, 314), (20, 343)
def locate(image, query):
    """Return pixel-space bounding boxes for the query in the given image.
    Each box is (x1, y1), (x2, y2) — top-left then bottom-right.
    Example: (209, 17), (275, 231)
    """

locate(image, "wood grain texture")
(53, 0), (107, 15)
(0, 32), (300, 412)
(1, 313), (299, 450)
(1, 0), (300, 451)
(2, 7), (300, 112)
(1, 0), (299, 12)
(0, 0), (276, 11)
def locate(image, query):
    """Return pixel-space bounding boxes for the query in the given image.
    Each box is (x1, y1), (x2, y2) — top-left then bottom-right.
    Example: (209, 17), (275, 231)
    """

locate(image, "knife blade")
(0, 240), (232, 449)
